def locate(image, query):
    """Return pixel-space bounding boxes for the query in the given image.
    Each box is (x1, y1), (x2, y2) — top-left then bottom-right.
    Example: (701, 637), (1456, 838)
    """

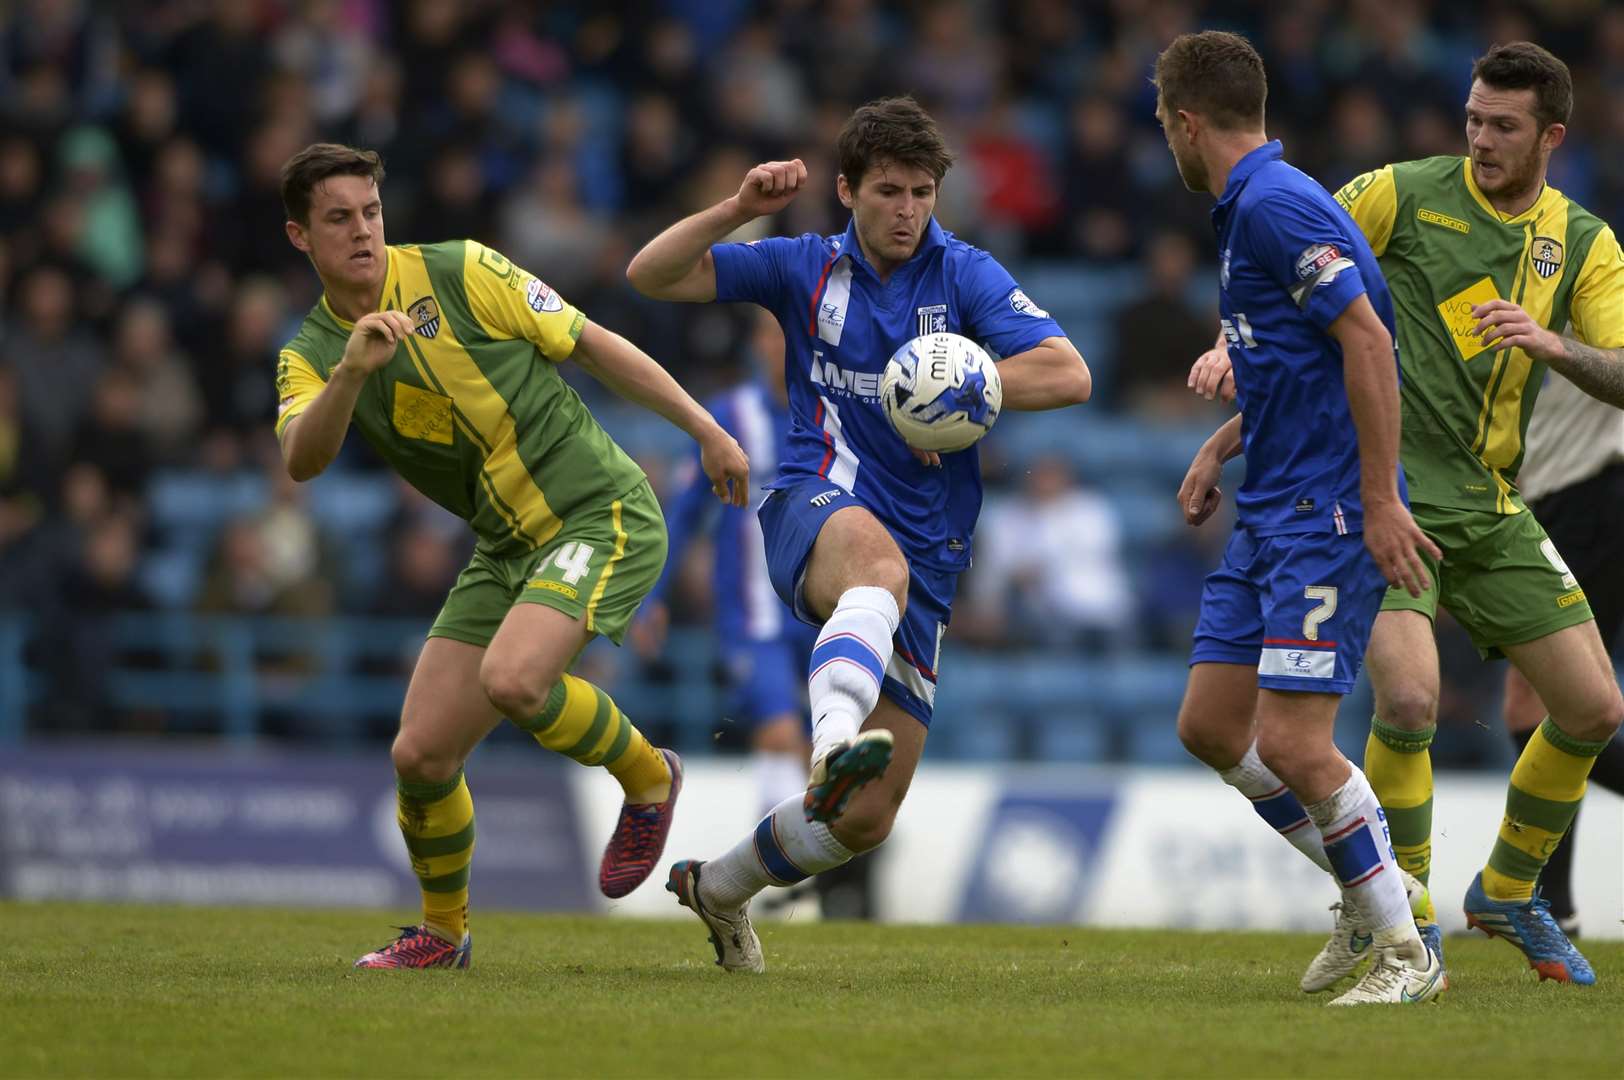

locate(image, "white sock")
(753, 750), (808, 818)
(1305, 766), (1420, 950)
(806, 586), (898, 763)
(1219, 741), (1334, 874)
(699, 794), (855, 911)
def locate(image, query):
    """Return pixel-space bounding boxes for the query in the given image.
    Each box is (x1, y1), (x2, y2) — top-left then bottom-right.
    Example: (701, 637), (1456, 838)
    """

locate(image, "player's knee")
(1178, 711), (1243, 771)
(1377, 683), (1438, 731)
(479, 658), (550, 721)
(390, 731), (461, 784)
(1253, 730), (1313, 790)
(1560, 685), (1624, 743)
(832, 804), (896, 854)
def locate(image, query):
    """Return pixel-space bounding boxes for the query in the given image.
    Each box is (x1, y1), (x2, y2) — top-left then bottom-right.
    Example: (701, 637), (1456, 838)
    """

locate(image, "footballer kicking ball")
(880, 332), (1003, 453)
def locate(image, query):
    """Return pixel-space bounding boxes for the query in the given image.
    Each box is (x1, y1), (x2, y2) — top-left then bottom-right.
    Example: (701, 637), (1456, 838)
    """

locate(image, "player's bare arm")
(626, 159), (808, 302)
(1472, 298), (1624, 407)
(281, 309), (413, 481)
(1332, 294), (1441, 596)
(1178, 413), (1242, 526)
(995, 336), (1092, 409)
(571, 319), (750, 506)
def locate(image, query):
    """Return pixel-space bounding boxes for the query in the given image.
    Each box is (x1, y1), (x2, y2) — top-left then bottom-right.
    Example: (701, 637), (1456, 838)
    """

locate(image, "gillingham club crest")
(1530, 236), (1563, 279)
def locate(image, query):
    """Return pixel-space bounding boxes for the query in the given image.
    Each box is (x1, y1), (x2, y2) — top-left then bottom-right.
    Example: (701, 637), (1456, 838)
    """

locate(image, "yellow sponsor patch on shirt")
(392, 382), (455, 445)
(1436, 276), (1501, 362)
(1417, 207), (1470, 234)
(1556, 589), (1587, 609)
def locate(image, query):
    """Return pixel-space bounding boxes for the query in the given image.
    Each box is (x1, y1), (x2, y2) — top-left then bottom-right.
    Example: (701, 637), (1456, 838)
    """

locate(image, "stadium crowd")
(2, 0), (1620, 759)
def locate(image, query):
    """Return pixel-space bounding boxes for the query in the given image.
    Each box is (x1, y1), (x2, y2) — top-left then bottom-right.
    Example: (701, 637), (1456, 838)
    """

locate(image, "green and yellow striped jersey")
(1334, 156), (1624, 513)
(275, 240), (647, 557)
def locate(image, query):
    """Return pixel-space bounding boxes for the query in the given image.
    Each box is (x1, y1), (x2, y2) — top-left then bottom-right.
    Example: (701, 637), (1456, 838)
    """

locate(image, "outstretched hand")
(701, 428), (750, 507)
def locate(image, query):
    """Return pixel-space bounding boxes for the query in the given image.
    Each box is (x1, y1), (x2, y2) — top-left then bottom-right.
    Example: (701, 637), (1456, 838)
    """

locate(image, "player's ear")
(836, 173), (854, 209)
(1540, 121), (1566, 153)
(286, 219), (311, 253)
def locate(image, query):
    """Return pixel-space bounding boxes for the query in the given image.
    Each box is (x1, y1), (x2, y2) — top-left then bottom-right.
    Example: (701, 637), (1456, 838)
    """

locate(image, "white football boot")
(666, 859), (765, 974)
(1301, 897), (1373, 992)
(1301, 870), (1430, 992)
(1327, 941), (1445, 1005)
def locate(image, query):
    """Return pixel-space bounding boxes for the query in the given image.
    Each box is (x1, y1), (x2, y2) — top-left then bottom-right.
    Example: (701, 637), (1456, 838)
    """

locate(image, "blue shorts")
(1191, 528), (1386, 695)
(759, 481), (957, 727)
(722, 622), (817, 727)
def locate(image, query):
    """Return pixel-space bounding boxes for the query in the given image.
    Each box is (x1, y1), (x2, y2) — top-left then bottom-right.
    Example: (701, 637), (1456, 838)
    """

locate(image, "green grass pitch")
(3, 903), (1621, 1078)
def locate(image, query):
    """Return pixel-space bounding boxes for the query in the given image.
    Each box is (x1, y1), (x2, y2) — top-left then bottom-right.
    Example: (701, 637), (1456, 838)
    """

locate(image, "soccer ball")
(880, 332), (1003, 453)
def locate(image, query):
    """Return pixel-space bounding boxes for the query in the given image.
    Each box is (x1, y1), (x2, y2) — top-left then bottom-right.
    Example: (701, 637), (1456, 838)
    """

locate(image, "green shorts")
(1380, 502), (1592, 659)
(428, 479), (668, 648)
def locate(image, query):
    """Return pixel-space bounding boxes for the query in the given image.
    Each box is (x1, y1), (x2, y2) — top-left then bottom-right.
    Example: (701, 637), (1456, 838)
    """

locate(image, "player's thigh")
(1177, 662), (1258, 769)
(1365, 609), (1441, 729)
(1503, 619), (1623, 742)
(758, 482), (908, 625)
(483, 482), (666, 715)
(1436, 505), (1592, 659)
(1182, 528), (1265, 765)
(483, 602), (594, 718)
(396, 636), (505, 779)
(802, 505), (909, 621)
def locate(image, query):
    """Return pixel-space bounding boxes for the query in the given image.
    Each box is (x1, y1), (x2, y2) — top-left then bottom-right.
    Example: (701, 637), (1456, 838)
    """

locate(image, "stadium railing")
(0, 613), (1197, 761)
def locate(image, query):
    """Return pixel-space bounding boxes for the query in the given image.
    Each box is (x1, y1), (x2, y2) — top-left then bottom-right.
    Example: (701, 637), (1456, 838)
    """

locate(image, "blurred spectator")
(967, 455), (1135, 650)
(8, 264), (103, 470)
(109, 299), (203, 461)
(58, 125), (144, 289)
(1111, 230), (1218, 420)
(72, 366), (156, 497)
(196, 277), (287, 441)
(195, 490), (334, 624)
(499, 159), (605, 296)
(1057, 96), (1137, 261)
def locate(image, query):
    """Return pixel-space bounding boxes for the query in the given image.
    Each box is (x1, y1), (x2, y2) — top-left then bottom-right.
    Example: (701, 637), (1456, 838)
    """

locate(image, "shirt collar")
(835, 216), (946, 279)
(1216, 139), (1283, 211)
(1460, 156), (1560, 225)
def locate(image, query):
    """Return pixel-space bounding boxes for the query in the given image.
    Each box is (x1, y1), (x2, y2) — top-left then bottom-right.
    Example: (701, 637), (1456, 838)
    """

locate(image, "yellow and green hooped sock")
(1484, 717), (1609, 903)
(396, 769), (475, 943)
(516, 673), (670, 800)
(1365, 715), (1435, 894)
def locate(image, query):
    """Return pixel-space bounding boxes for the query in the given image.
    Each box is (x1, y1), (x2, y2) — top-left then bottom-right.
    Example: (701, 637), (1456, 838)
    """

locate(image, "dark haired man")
(1190, 41), (1623, 986)
(274, 143), (750, 967)
(1155, 30), (1444, 1006)
(629, 96), (1090, 971)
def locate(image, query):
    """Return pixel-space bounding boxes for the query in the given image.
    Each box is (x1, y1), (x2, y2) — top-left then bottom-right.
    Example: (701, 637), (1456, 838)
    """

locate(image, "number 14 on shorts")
(526, 541), (597, 600)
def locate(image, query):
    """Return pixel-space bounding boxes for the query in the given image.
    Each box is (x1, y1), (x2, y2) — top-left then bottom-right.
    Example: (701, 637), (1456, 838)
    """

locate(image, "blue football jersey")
(652, 380), (790, 645)
(1214, 141), (1405, 535)
(712, 218), (1064, 570)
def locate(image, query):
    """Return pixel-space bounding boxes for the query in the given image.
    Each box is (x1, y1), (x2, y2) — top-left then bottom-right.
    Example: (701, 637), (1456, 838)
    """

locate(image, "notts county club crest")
(408, 296), (441, 338)
(1531, 236), (1563, 279)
